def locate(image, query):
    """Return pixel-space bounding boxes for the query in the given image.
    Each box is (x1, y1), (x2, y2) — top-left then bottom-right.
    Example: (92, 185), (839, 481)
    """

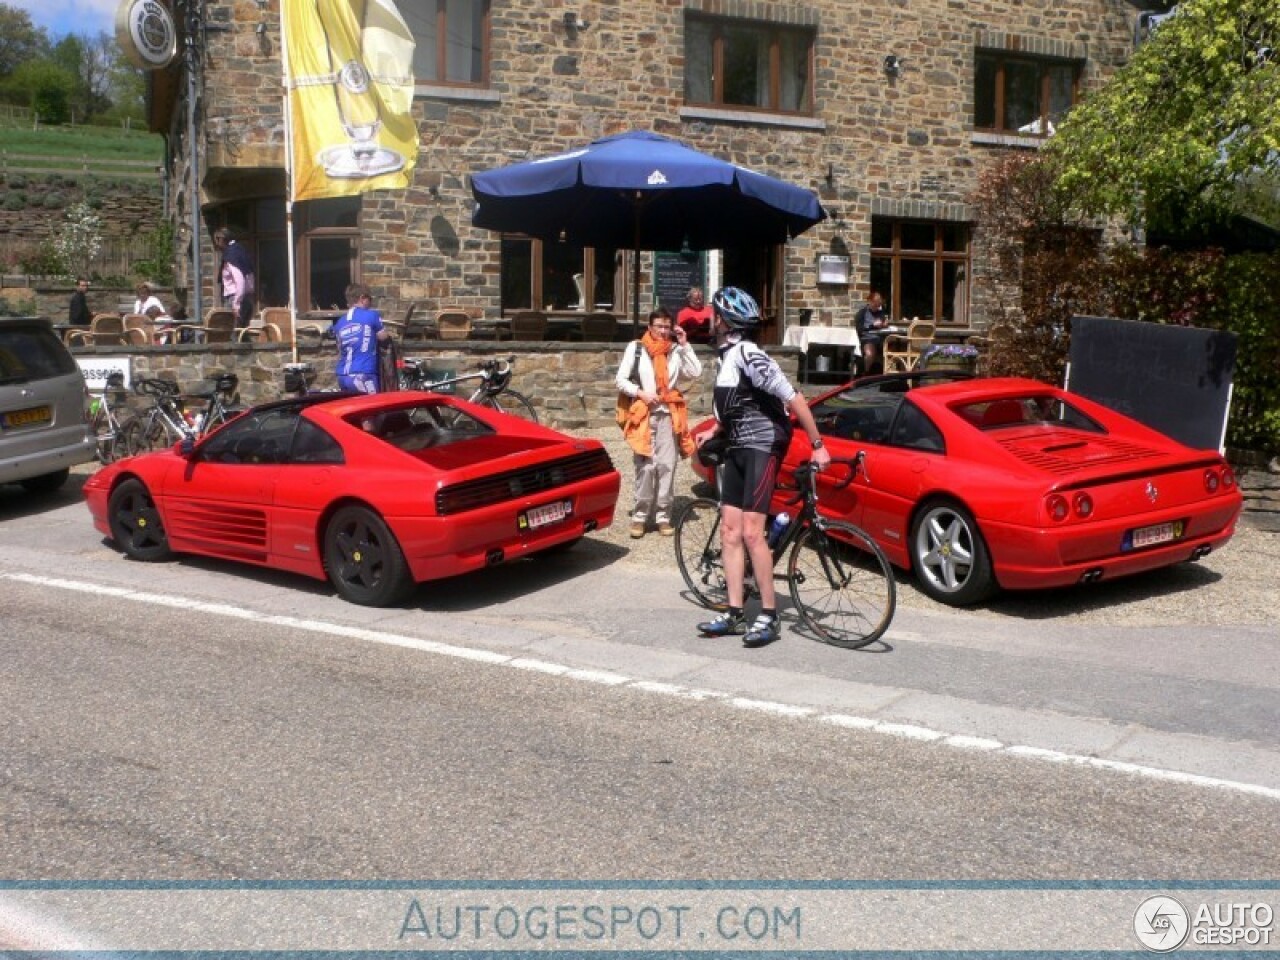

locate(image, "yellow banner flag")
(282, 0), (417, 201)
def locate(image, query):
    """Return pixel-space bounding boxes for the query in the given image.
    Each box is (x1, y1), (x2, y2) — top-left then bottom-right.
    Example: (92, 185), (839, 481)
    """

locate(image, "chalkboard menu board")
(1066, 315), (1237, 451)
(653, 251), (705, 315)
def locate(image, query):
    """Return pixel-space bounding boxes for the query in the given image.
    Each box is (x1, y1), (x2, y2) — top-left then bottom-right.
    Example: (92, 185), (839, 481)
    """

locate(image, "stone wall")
(73, 339), (799, 431)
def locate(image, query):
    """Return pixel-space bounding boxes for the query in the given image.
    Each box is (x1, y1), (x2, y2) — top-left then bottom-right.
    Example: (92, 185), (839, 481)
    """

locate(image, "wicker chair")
(882, 318), (936, 372)
(436, 311), (473, 340)
(122, 313), (159, 346)
(258, 307), (325, 343)
(66, 313), (128, 347)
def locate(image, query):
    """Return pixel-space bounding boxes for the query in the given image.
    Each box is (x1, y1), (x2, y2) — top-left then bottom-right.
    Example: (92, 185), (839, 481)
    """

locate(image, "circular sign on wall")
(115, 0), (178, 71)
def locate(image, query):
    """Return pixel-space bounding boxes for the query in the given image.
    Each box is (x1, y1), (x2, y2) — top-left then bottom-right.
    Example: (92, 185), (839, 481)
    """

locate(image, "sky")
(12, 0), (119, 41)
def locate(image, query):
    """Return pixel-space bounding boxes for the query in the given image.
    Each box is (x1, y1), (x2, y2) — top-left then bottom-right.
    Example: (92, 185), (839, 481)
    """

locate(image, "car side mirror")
(179, 435), (196, 457)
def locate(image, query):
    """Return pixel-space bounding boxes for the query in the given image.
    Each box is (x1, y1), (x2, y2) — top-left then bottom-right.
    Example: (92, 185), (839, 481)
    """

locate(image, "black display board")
(653, 251), (705, 315)
(1066, 315), (1237, 451)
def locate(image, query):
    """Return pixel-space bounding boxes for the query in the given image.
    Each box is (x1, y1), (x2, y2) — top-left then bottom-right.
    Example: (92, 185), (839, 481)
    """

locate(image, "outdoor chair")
(509, 310), (548, 341)
(882, 318), (936, 372)
(575, 312), (617, 342)
(66, 313), (128, 347)
(172, 308), (239, 344)
(258, 307), (325, 344)
(122, 313), (160, 346)
(382, 302), (436, 341)
(436, 311), (472, 340)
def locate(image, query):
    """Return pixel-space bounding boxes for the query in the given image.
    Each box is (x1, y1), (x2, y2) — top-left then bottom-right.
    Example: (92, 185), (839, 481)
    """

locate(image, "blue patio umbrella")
(471, 130), (826, 329)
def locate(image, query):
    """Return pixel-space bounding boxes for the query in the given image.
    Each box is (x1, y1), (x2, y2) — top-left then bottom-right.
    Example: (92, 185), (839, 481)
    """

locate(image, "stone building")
(147, 0), (1155, 342)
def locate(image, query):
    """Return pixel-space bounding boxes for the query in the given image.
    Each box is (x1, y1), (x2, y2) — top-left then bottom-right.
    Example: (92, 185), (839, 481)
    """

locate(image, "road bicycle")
(399, 355), (538, 423)
(88, 371), (130, 464)
(121, 374), (245, 456)
(673, 454), (896, 649)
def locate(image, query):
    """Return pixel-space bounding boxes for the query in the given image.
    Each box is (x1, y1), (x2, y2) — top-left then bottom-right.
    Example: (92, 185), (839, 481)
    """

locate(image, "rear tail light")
(1046, 491), (1093, 522)
(1046, 494), (1069, 522)
(1221, 466), (1235, 488)
(1204, 468), (1220, 493)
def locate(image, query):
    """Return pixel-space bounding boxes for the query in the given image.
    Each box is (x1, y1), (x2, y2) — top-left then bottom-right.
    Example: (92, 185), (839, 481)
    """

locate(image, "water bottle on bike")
(767, 512), (791, 549)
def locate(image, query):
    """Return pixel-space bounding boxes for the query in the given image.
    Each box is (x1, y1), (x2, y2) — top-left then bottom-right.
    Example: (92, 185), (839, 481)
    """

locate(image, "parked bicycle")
(399, 356), (538, 423)
(88, 371), (130, 464)
(120, 374), (242, 455)
(673, 454), (896, 649)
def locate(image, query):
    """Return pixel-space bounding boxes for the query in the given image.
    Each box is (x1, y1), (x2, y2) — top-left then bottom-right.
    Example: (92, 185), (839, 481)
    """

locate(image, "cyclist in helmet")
(695, 286), (831, 648)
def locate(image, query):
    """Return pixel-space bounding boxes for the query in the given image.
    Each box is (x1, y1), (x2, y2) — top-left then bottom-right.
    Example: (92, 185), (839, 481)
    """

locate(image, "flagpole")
(279, 0), (300, 364)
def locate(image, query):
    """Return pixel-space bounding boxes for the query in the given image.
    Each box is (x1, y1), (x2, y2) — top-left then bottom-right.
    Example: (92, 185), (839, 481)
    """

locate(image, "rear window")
(348, 402), (495, 451)
(0, 323), (78, 384)
(955, 395), (1106, 433)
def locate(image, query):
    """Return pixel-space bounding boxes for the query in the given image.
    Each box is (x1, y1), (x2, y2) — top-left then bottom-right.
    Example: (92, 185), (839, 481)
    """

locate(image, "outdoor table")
(782, 324), (862, 384)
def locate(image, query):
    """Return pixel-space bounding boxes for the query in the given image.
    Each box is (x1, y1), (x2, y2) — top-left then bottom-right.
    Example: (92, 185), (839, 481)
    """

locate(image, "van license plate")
(2, 405), (51, 429)
(520, 499), (572, 531)
(1130, 520), (1182, 549)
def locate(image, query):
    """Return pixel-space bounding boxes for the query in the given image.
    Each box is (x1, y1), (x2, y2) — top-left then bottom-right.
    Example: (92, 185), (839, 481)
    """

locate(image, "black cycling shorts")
(719, 447), (781, 515)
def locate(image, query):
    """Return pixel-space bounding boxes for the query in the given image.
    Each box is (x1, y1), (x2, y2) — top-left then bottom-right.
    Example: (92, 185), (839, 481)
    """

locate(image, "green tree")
(5, 59), (76, 124)
(0, 3), (49, 80)
(1048, 0), (1280, 234)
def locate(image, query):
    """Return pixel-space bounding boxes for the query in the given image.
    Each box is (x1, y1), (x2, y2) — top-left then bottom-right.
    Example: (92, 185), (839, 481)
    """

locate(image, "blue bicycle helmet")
(711, 286), (761, 330)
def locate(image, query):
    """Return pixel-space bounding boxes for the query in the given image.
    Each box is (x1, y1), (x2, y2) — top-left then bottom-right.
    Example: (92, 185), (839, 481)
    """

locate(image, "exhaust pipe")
(1079, 568), (1103, 584)
(584, 519), (598, 533)
(1189, 544), (1212, 562)
(485, 548), (504, 566)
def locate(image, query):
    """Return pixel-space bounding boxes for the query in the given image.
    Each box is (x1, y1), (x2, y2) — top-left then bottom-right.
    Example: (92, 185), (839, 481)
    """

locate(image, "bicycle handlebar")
(779, 454), (862, 505)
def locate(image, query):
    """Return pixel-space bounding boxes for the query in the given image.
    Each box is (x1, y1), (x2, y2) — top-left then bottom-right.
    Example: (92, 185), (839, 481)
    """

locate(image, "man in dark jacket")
(68, 277), (91, 326)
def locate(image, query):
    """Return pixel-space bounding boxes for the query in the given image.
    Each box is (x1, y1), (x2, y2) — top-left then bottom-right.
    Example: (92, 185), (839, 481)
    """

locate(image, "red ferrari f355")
(84, 391), (621, 605)
(691, 373), (1242, 606)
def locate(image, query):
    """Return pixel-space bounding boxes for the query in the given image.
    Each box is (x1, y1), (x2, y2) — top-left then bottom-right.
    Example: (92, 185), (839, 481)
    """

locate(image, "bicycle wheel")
(480, 389), (538, 423)
(90, 405), (119, 464)
(673, 497), (728, 610)
(123, 414), (170, 455)
(787, 520), (895, 649)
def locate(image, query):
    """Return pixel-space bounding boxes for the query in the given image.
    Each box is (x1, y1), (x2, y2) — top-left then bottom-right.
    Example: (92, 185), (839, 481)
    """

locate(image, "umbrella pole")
(632, 204), (642, 336)
(632, 249), (641, 336)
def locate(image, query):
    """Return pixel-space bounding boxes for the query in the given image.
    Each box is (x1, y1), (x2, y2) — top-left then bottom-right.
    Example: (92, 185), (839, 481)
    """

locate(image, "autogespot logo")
(1134, 895), (1191, 952)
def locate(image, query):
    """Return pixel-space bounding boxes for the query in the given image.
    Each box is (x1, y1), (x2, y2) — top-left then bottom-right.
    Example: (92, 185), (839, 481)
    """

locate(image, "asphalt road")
(1, 475), (1277, 883)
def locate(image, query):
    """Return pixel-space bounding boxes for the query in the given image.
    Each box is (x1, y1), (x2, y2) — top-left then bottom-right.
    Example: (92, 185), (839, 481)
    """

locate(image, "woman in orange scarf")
(615, 307), (703, 538)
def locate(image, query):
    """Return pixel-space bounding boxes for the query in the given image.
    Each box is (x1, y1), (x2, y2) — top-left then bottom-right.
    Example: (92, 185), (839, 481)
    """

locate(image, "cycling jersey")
(712, 337), (795, 456)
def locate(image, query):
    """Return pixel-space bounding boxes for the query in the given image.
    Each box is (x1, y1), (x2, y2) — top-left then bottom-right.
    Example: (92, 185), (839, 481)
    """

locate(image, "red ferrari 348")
(692, 373), (1242, 606)
(84, 391), (621, 606)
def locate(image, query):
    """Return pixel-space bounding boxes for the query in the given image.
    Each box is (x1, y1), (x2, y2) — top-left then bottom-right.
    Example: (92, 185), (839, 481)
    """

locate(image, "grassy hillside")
(0, 119), (163, 178)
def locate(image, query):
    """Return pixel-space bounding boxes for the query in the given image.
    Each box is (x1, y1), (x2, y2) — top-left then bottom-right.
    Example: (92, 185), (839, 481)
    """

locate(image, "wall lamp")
(883, 54), (904, 77)
(563, 11), (589, 31)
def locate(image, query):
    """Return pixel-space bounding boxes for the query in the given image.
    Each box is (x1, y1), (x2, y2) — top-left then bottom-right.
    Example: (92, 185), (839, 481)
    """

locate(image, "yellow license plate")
(2, 405), (51, 429)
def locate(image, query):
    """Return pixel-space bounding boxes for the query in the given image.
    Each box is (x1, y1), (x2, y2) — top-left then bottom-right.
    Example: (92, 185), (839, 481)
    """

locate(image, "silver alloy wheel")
(914, 503), (977, 595)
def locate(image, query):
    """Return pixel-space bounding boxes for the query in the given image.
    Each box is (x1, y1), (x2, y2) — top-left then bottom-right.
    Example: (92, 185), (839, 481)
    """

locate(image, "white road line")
(7, 572), (1279, 803)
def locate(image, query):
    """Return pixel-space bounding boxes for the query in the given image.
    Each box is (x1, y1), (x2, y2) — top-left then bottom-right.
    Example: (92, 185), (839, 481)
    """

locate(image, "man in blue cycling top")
(334, 283), (390, 393)
(696, 286), (831, 648)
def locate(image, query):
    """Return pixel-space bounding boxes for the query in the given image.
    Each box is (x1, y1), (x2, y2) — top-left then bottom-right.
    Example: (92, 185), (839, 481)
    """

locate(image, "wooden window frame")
(870, 220), (970, 327)
(974, 50), (1080, 136)
(415, 0), (491, 88)
(685, 14), (816, 116)
(500, 238), (622, 315)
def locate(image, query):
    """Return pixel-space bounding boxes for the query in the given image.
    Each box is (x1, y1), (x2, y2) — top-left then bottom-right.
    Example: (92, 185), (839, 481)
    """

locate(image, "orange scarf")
(623, 333), (695, 458)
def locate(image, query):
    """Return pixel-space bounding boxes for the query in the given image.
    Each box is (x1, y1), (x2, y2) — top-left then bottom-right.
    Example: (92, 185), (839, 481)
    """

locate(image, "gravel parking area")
(582, 431), (1280, 629)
